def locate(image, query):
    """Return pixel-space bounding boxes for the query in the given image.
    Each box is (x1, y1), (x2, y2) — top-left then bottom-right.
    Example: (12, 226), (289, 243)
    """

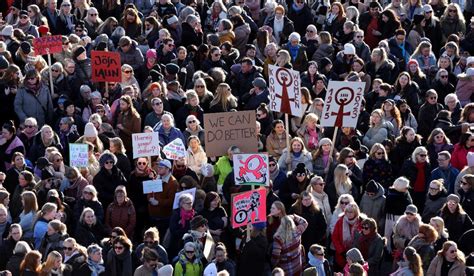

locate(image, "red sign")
(91, 51), (121, 82)
(231, 188), (266, 228)
(33, 35), (63, 55)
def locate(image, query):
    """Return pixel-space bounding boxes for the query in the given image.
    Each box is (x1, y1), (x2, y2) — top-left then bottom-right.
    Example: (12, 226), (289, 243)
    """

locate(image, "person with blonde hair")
(40, 250), (72, 275)
(429, 216), (449, 252)
(38, 219), (68, 260)
(296, 113), (323, 152)
(427, 240), (466, 275)
(33, 203), (57, 249)
(391, 246), (423, 276)
(362, 143), (394, 189)
(392, 204), (422, 261)
(363, 109), (392, 149)
(400, 146), (431, 212)
(278, 137), (313, 173)
(422, 179), (448, 222)
(326, 164), (358, 207)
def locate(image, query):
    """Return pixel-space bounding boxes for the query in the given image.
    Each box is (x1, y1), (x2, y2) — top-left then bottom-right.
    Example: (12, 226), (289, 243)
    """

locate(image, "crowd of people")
(0, 0), (473, 275)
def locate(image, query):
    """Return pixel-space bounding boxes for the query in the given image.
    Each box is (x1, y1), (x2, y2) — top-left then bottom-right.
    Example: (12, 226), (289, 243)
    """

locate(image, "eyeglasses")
(425, 10), (432, 13)
(313, 182), (325, 186)
(114, 246), (124, 250)
(167, 44), (174, 47)
(440, 75), (448, 78)
(448, 9), (457, 13)
(75, 29), (84, 32)
(55, 158), (63, 162)
(429, 97), (437, 100)
(63, 247), (74, 251)
(362, 226), (370, 230)
(375, 152), (384, 155)
(296, 173), (306, 177)
(51, 69), (59, 72)
(144, 241), (154, 245)
(152, 102), (163, 106)
(62, 3), (71, 6)
(269, 163), (276, 167)
(185, 250), (195, 254)
(25, 125), (36, 128)
(429, 186), (439, 190)
(195, 85), (205, 88)
(188, 120), (196, 124)
(340, 201), (350, 205)
(90, 13), (98, 16)
(306, 30), (314, 33)
(123, 70), (132, 74)
(418, 154), (427, 157)
(20, 15), (28, 19)
(137, 162), (147, 165)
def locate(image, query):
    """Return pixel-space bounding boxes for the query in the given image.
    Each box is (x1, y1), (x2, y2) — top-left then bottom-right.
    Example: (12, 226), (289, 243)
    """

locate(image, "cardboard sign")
(132, 132), (160, 158)
(143, 179), (163, 194)
(162, 138), (186, 160)
(233, 154), (270, 186)
(231, 188), (266, 228)
(33, 35), (63, 55)
(320, 81), (366, 128)
(173, 188), (197, 209)
(268, 65), (303, 117)
(91, 51), (122, 82)
(203, 111), (258, 157)
(69, 143), (88, 167)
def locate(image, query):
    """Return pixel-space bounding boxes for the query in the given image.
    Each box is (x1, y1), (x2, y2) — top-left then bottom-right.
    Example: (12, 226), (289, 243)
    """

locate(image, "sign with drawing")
(268, 65), (303, 117)
(233, 154), (269, 186)
(231, 188), (266, 228)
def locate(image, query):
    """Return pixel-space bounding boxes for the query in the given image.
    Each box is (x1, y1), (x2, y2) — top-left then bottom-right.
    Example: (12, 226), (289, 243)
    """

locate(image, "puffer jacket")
(312, 43), (334, 65)
(14, 83), (54, 127)
(360, 183), (386, 231)
(118, 40), (145, 71)
(362, 122), (390, 149)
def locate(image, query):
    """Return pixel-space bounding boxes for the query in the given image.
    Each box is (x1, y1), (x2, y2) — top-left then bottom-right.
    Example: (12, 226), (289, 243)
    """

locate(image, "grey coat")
(360, 183), (386, 232)
(362, 121), (393, 149)
(118, 41), (145, 71)
(278, 149), (313, 173)
(421, 192), (447, 223)
(14, 84), (53, 127)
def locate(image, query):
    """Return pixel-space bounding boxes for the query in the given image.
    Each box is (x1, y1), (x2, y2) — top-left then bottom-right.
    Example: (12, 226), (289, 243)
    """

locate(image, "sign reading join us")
(91, 51), (122, 83)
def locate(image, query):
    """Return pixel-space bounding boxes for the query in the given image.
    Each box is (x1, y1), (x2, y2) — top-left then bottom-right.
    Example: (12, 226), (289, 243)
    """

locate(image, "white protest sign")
(69, 143), (88, 167)
(268, 64), (303, 117)
(320, 81), (365, 128)
(132, 132), (160, 158)
(143, 179), (163, 194)
(173, 188), (197, 209)
(162, 138), (186, 160)
(233, 153), (270, 186)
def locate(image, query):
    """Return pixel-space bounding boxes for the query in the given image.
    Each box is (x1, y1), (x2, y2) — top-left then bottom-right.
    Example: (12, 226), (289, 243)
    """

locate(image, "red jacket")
(451, 143), (474, 170)
(332, 216), (363, 269)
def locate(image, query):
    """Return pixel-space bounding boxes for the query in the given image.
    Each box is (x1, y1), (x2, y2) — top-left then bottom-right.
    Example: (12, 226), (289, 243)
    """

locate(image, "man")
(231, 57), (263, 107)
(42, 0), (59, 34)
(333, 43), (358, 80)
(241, 77), (270, 110)
(388, 29), (413, 71)
(144, 97), (173, 128)
(431, 151), (460, 194)
(118, 36), (145, 72)
(156, 38), (176, 66)
(13, 10), (39, 37)
(58, 116), (80, 162)
(244, 44), (264, 67)
(423, 4), (443, 56)
(359, 2), (383, 49)
(147, 159), (178, 240)
(353, 30), (371, 64)
(418, 90), (444, 141)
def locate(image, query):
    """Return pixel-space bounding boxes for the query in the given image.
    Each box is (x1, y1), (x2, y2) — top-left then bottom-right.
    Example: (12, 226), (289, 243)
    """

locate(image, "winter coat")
(400, 159), (431, 193)
(440, 211), (473, 242)
(28, 132), (63, 164)
(116, 111), (141, 154)
(105, 198), (136, 238)
(147, 174), (178, 218)
(74, 221), (109, 247)
(427, 254), (466, 276)
(362, 123), (388, 149)
(282, 43), (308, 73)
(385, 188), (413, 217)
(6, 252), (25, 276)
(265, 16), (294, 45)
(266, 133), (291, 160)
(39, 232), (68, 260)
(427, 142), (454, 169)
(237, 234), (268, 276)
(394, 83), (421, 116)
(74, 58), (92, 85)
(105, 248), (133, 276)
(455, 75), (474, 107)
(354, 41), (371, 64)
(173, 252), (203, 276)
(360, 183), (386, 231)
(14, 84), (53, 127)
(366, 59), (395, 84)
(392, 214), (421, 250)
(290, 205), (327, 252)
(288, 4), (313, 35)
(233, 23), (251, 55)
(280, 176), (310, 209)
(118, 41), (145, 71)
(392, 139), (422, 174)
(73, 198), (104, 223)
(278, 149), (313, 174)
(214, 156), (232, 186)
(418, 103), (444, 140)
(459, 188), (474, 219)
(422, 191), (448, 222)
(332, 215), (363, 269)
(181, 22), (203, 48)
(408, 236), (436, 272)
(450, 143), (474, 171)
(312, 43), (334, 65)
(156, 125), (186, 148)
(388, 37), (413, 70)
(175, 104), (204, 131)
(231, 66), (263, 103)
(93, 166), (127, 212)
(354, 233), (384, 275)
(363, 158), (394, 190)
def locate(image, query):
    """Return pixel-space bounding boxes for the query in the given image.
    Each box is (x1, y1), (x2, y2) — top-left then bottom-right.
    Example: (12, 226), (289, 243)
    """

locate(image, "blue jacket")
(33, 218), (49, 249)
(431, 165), (460, 194)
(155, 125), (186, 147)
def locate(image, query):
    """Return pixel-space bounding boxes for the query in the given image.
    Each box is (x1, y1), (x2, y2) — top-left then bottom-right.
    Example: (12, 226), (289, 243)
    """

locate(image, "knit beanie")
(83, 122), (98, 138)
(157, 265), (173, 276)
(146, 49), (157, 59)
(447, 194), (460, 204)
(346, 248), (364, 263)
(294, 163), (307, 174)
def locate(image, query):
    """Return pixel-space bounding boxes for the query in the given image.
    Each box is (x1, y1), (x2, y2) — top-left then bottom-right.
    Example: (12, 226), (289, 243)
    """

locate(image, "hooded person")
(359, 180), (386, 232)
(343, 248), (369, 275)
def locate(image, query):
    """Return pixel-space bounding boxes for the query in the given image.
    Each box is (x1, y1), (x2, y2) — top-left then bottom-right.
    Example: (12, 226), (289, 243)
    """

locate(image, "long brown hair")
(20, 250), (42, 275)
(291, 191), (320, 214)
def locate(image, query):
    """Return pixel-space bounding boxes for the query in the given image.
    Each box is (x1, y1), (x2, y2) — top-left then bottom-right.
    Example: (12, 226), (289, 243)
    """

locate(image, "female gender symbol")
(331, 87), (355, 127)
(275, 68), (294, 114)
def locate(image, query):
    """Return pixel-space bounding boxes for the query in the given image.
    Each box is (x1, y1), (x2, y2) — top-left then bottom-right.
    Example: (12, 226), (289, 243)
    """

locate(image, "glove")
(149, 198), (159, 206)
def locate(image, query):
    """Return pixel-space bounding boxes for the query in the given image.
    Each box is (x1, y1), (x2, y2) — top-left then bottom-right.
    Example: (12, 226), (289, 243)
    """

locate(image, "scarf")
(414, 162), (426, 192)
(358, 231), (376, 258)
(180, 209), (195, 227)
(270, 165), (281, 182)
(25, 81), (41, 94)
(342, 216), (358, 248)
(308, 253), (326, 276)
(322, 152), (330, 167)
(307, 127), (319, 150)
(326, 13), (337, 25)
(273, 17), (284, 43)
(287, 42), (299, 61)
(87, 259), (105, 276)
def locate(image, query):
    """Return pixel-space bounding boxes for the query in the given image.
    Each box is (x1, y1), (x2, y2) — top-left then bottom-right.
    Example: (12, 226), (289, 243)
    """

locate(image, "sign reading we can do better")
(203, 111), (258, 157)
(320, 81), (365, 128)
(132, 132), (160, 158)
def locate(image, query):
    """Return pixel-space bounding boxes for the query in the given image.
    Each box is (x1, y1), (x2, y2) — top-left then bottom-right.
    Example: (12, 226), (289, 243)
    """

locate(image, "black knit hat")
(366, 180), (379, 193)
(293, 163), (307, 175)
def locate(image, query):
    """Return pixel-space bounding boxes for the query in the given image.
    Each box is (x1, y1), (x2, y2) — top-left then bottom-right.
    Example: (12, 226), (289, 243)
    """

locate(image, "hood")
(236, 23), (251, 35)
(372, 183), (385, 199)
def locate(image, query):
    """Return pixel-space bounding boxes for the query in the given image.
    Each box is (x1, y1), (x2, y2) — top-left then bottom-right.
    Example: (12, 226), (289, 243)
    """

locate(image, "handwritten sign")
(33, 35), (63, 55)
(320, 81), (365, 128)
(268, 65), (303, 117)
(233, 154), (269, 186)
(132, 132), (160, 158)
(231, 188), (266, 228)
(91, 51), (121, 82)
(203, 111), (258, 157)
(143, 179), (163, 194)
(69, 143), (88, 168)
(162, 138), (186, 160)
(173, 188), (197, 209)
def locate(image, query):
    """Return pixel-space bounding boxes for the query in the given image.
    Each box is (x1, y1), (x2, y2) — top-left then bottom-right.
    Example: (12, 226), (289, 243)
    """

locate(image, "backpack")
(172, 255), (188, 275)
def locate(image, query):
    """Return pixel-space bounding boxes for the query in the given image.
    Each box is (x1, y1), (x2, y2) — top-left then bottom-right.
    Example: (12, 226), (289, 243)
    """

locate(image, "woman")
(290, 191), (326, 253)
(105, 235), (132, 276)
(271, 214), (308, 276)
(427, 240), (466, 276)
(444, 94), (462, 126)
(301, 26), (319, 61)
(0, 64), (22, 127)
(230, 14), (251, 55)
(266, 120), (291, 161)
(393, 205), (422, 261)
(4, 152), (32, 197)
(400, 146), (431, 212)
(451, 131), (474, 170)
(295, 113), (323, 152)
(391, 246), (423, 276)
(312, 138), (337, 180)
(40, 250), (72, 275)
(33, 203), (57, 250)
(267, 201), (287, 244)
(312, 31), (334, 64)
(332, 202), (364, 271)
(205, 1), (227, 32)
(300, 62), (320, 93)
(27, 5), (48, 27)
(329, 194), (356, 236)
(73, 185), (104, 223)
(83, 7), (103, 39)
(426, 128), (454, 169)
(28, 125), (63, 164)
(20, 250), (42, 276)
(380, 10), (401, 40)
(363, 109), (391, 149)
(18, 191), (37, 240)
(352, 58), (372, 94)
(408, 223), (438, 272)
(327, 164), (359, 207)
(323, 2), (346, 42)
(440, 194), (473, 242)
(458, 174), (474, 218)
(96, 17), (119, 38)
(116, 95), (141, 154)
(174, 241), (203, 276)
(200, 192), (227, 242)
(209, 83), (238, 113)
(14, 69), (53, 130)
(430, 217), (449, 252)
(108, 137), (131, 180)
(183, 115), (205, 147)
(119, 66), (138, 92)
(354, 218), (384, 275)
(439, 3), (466, 43)
(392, 126), (423, 173)
(217, 19), (235, 45)
(38, 220), (68, 260)
(411, 41), (437, 78)
(141, 16), (160, 49)
(280, 163), (311, 209)
(382, 100), (402, 138)
(77, 244), (105, 275)
(93, 150), (127, 211)
(397, 100), (418, 132)
(366, 48), (395, 84)
(56, 0), (77, 35)
(105, 185), (136, 239)
(278, 137), (313, 173)
(76, 122), (104, 156)
(169, 194), (195, 258)
(192, 78), (213, 114)
(0, 121), (25, 172)
(394, 73), (422, 117)
(185, 136), (207, 177)
(155, 114), (185, 148)
(362, 143), (394, 190)
(263, 43), (278, 79)
(422, 179), (448, 223)
(74, 207), (109, 247)
(62, 237), (87, 271)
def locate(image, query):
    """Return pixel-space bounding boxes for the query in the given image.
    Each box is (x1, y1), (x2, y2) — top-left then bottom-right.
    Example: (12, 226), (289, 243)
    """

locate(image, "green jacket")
(173, 254), (203, 276)
(214, 156), (232, 185)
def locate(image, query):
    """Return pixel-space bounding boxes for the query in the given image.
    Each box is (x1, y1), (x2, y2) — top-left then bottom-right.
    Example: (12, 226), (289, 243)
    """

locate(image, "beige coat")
(426, 255), (466, 276)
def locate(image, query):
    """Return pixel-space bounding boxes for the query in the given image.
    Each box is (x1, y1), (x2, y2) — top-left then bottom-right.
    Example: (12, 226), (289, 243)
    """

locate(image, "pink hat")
(146, 49), (157, 59)
(407, 59), (419, 67)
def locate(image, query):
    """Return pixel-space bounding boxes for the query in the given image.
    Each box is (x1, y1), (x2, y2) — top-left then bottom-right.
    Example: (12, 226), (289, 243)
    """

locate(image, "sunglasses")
(460, 180), (469, 185)
(144, 241), (154, 245)
(137, 162), (147, 165)
(440, 75), (448, 78)
(123, 70), (132, 74)
(195, 85), (205, 88)
(185, 250), (195, 254)
(418, 154), (427, 157)
(55, 158), (63, 162)
(340, 201), (350, 205)
(114, 246), (124, 250)
(63, 247), (74, 251)
(51, 69), (59, 72)
(306, 30), (314, 33)
(448, 9), (456, 13)
(356, 35), (364, 38)
(90, 13), (98, 16)
(25, 125), (36, 128)
(313, 182), (325, 186)
(449, 250), (456, 253)
(75, 29), (84, 32)
(296, 173), (306, 177)
(269, 163), (276, 167)
(429, 97), (437, 100)
(20, 15), (28, 19)
(83, 191), (92, 195)
(188, 120), (196, 124)
(167, 44), (174, 47)
(428, 186), (439, 190)
(105, 161), (114, 164)
(375, 152), (384, 155)
(362, 226), (370, 230)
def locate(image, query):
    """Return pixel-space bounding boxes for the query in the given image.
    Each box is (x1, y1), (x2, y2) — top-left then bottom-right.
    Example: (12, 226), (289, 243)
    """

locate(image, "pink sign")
(231, 188), (266, 228)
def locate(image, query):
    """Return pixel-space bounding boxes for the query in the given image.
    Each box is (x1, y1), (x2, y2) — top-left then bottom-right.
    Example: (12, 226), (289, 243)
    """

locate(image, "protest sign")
(231, 188), (266, 228)
(268, 64), (303, 117)
(162, 138), (186, 160)
(91, 51), (122, 82)
(69, 143), (88, 167)
(173, 188), (197, 209)
(320, 81), (365, 128)
(132, 132), (160, 158)
(143, 179), (163, 194)
(203, 111), (258, 157)
(233, 154), (270, 186)
(33, 35), (63, 55)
